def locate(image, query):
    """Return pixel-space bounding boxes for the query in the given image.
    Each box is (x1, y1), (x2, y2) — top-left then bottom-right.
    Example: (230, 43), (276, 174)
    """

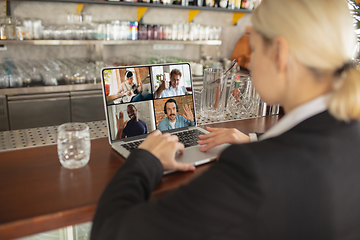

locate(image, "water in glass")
(57, 123), (90, 169)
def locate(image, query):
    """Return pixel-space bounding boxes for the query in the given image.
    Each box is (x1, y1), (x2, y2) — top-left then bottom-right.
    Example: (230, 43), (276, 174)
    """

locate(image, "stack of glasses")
(226, 74), (261, 119)
(197, 71), (277, 124)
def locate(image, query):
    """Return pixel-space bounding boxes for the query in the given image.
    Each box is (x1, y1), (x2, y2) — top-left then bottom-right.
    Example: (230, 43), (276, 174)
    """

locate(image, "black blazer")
(91, 111), (360, 240)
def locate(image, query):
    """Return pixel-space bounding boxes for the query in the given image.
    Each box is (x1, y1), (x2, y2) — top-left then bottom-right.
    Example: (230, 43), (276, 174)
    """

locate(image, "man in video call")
(116, 71), (136, 99)
(116, 104), (148, 139)
(115, 71), (152, 102)
(155, 69), (188, 99)
(158, 98), (195, 131)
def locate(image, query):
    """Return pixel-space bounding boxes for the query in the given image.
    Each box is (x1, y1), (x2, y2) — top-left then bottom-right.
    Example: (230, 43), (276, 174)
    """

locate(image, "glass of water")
(57, 122), (90, 169)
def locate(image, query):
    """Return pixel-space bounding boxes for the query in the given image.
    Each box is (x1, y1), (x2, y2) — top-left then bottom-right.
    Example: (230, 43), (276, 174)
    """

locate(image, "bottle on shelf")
(197, 0), (204, 6)
(181, 0), (189, 6)
(205, 0), (214, 7)
(162, 0), (173, 4)
(219, 0), (227, 8)
(241, 0), (248, 8)
(228, 0), (235, 9)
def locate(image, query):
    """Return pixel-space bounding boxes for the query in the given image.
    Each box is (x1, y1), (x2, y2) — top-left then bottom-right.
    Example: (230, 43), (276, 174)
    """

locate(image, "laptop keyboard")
(122, 140), (144, 151)
(122, 129), (204, 151)
(175, 129), (204, 148)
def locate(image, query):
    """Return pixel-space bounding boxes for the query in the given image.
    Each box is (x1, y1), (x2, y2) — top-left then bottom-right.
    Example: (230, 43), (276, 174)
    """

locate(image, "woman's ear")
(272, 36), (289, 75)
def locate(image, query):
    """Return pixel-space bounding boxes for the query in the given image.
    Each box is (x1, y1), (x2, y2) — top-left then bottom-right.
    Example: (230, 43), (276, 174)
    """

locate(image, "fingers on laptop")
(139, 131), (195, 172)
(197, 127), (250, 152)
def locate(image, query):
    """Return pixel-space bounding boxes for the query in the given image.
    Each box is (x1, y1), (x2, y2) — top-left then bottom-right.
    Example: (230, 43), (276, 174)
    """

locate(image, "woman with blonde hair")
(91, 0), (360, 239)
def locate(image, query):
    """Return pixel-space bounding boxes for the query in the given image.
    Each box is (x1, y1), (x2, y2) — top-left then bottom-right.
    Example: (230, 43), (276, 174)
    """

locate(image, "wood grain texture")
(0, 115), (281, 239)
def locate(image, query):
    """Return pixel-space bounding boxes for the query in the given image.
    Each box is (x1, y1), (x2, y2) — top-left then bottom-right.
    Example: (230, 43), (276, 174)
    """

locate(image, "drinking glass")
(171, 23), (178, 40)
(183, 22), (189, 41)
(200, 68), (227, 122)
(251, 90), (261, 117)
(177, 22), (184, 40)
(219, 0), (227, 8)
(228, 0), (235, 9)
(147, 24), (154, 40)
(138, 24), (148, 40)
(162, 0), (172, 4)
(32, 19), (42, 40)
(0, 68), (9, 88)
(181, 0), (189, 6)
(57, 123), (91, 169)
(4, 17), (15, 40)
(164, 25), (172, 40)
(205, 0), (213, 7)
(226, 74), (253, 118)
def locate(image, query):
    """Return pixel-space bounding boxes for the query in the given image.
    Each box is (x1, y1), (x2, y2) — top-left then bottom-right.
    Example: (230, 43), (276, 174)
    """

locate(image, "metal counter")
(0, 83), (102, 96)
(0, 83), (105, 131)
(0, 120), (108, 153)
(0, 111), (263, 152)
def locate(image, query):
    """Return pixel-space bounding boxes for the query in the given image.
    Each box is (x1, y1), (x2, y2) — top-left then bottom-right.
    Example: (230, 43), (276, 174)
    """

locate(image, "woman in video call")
(91, 0), (360, 239)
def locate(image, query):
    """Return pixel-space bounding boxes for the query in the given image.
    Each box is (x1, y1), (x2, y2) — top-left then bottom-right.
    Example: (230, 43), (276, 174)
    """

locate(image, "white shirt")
(249, 93), (332, 142)
(159, 86), (187, 98)
(169, 119), (176, 129)
(117, 81), (133, 96)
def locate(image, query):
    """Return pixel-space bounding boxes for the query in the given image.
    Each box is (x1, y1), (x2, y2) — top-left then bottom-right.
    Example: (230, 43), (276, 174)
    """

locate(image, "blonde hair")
(252, 0), (360, 121)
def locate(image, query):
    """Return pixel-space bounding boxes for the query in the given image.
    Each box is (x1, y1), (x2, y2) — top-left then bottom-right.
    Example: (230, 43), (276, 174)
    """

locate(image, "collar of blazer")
(259, 93), (332, 141)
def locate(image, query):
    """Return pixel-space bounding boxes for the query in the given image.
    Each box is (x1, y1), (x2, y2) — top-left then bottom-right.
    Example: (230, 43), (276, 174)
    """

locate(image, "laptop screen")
(101, 63), (197, 142)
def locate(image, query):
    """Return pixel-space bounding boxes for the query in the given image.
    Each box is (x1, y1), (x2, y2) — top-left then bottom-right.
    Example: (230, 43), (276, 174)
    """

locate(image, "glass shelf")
(0, 39), (222, 46)
(9, 0), (252, 13)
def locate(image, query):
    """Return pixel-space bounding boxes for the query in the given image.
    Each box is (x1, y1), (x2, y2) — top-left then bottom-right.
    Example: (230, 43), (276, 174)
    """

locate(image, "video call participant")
(116, 71), (135, 99)
(115, 104), (148, 139)
(116, 71), (152, 103)
(158, 98), (194, 131)
(155, 69), (187, 99)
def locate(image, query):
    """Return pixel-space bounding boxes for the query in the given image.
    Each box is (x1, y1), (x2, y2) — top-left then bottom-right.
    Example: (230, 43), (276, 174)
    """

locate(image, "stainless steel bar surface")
(0, 120), (108, 152)
(0, 84), (102, 96)
(0, 95), (9, 131)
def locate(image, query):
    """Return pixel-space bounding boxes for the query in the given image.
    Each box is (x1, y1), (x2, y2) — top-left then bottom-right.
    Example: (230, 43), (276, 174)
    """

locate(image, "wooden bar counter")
(0, 115), (281, 240)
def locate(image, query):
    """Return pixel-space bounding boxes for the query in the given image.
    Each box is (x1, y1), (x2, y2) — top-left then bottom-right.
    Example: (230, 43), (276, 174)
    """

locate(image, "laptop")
(100, 62), (229, 171)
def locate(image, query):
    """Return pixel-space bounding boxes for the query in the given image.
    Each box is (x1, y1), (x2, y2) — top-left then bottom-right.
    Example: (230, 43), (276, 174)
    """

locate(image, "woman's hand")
(139, 130), (196, 172)
(197, 126), (250, 152)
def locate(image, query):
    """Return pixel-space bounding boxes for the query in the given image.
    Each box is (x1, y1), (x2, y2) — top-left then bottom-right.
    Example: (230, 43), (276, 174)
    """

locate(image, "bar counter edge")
(0, 115), (281, 240)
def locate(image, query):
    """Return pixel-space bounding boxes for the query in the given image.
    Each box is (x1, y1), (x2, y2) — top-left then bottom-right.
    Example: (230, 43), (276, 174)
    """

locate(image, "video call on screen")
(102, 63), (196, 141)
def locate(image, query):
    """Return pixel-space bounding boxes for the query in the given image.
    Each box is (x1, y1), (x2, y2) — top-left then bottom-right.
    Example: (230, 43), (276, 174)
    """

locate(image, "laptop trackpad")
(175, 144), (230, 166)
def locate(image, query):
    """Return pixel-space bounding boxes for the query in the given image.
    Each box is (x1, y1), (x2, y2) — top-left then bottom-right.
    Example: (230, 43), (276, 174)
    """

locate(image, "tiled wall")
(0, 1), (252, 63)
